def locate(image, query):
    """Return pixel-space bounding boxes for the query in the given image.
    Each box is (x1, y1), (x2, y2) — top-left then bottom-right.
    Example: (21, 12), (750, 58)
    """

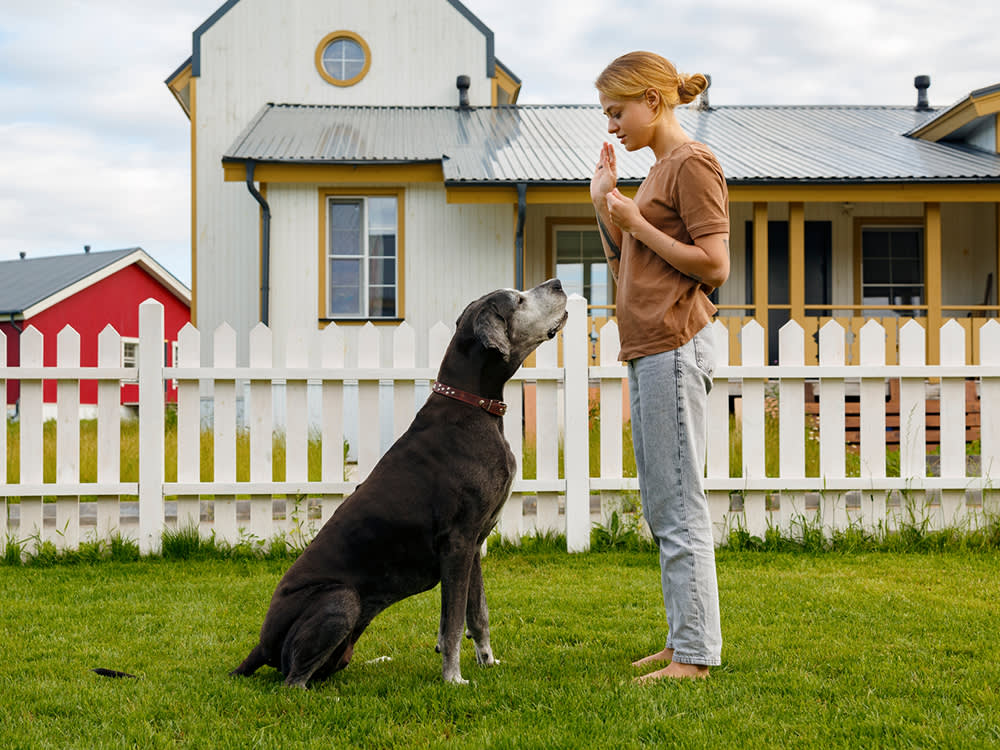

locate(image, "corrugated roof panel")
(0, 248), (139, 314)
(223, 103), (1000, 184)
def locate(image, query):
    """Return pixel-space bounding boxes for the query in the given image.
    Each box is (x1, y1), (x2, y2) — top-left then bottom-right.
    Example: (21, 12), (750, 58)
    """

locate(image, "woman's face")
(599, 91), (659, 151)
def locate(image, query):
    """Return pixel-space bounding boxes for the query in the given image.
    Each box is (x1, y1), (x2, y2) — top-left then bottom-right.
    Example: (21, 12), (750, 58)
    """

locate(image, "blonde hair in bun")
(596, 51), (708, 112)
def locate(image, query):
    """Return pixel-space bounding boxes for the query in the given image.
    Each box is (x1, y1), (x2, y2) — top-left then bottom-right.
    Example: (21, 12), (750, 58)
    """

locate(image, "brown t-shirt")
(610, 141), (729, 361)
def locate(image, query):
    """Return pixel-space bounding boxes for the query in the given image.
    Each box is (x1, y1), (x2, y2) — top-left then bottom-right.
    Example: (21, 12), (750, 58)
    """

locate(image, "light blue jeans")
(627, 323), (722, 666)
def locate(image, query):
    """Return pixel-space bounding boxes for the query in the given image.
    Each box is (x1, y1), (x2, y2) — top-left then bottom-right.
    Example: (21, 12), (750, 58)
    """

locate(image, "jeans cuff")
(671, 653), (721, 667)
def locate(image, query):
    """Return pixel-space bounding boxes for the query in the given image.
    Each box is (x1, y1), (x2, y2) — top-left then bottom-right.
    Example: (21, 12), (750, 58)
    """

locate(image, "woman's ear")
(645, 88), (661, 112)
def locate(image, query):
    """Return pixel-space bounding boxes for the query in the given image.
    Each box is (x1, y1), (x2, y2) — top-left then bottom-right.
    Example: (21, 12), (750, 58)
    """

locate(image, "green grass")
(1, 550), (999, 748)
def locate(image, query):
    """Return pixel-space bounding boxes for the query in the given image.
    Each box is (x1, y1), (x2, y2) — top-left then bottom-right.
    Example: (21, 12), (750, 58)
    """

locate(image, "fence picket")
(778, 320), (806, 535)
(938, 321), (967, 528)
(739, 321), (767, 538)
(534, 336), (560, 534)
(706, 321), (731, 545)
(285, 328), (310, 538)
(18, 327), (44, 550)
(898, 320), (927, 480)
(0, 327), (5, 541)
(598, 320), (625, 525)
(357, 323), (380, 476)
(248, 323), (274, 541)
(320, 323), (346, 523)
(392, 322), (417, 444)
(96, 325), (122, 539)
(138, 300), (165, 554)
(858, 321), (888, 528)
(563, 294), (590, 552)
(174, 323), (201, 532)
(818, 321), (847, 533)
(500, 379), (524, 542)
(212, 322), (238, 544)
(56, 326), (81, 550)
(980, 321), (1000, 511)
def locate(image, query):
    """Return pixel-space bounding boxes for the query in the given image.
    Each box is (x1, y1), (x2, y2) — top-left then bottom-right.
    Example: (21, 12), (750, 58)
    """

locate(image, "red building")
(1, 247), (190, 416)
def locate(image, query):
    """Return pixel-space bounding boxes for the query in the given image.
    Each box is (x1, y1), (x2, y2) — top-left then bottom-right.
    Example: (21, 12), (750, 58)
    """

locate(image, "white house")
(167, 0), (1000, 368)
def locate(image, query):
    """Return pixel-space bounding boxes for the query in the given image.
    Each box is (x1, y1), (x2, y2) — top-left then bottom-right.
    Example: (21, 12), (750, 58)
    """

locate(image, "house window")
(315, 31), (371, 87)
(122, 339), (139, 368)
(555, 227), (611, 316)
(326, 195), (398, 318)
(861, 226), (924, 316)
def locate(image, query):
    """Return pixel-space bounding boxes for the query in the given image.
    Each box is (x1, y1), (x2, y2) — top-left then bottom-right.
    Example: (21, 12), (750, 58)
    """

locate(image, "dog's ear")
(473, 304), (511, 360)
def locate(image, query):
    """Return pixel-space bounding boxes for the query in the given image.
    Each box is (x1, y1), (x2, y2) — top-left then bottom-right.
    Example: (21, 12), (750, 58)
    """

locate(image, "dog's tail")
(92, 668), (139, 679)
(230, 644), (267, 677)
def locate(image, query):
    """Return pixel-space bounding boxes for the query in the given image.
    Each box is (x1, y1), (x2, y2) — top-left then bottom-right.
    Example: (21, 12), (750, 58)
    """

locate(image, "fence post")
(0, 327), (6, 543)
(563, 294), (590, 552)
(138, 299), (165, 555)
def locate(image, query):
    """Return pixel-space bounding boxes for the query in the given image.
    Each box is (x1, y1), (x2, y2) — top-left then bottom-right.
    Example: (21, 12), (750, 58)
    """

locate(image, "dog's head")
(458, 279), (568, 368)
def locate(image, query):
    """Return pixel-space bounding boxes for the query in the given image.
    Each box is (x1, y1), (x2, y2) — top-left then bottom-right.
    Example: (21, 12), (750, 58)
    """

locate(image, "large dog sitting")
(231, 279), (567, 686)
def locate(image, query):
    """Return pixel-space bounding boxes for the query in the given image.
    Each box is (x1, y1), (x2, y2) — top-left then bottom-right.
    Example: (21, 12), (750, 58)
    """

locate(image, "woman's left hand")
(605, 189), (645, 236)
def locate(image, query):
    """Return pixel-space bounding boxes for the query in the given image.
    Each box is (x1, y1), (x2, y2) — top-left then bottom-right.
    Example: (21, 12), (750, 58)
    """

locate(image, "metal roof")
(224, 103), (1000, 185)
(0, 248), (189, 316)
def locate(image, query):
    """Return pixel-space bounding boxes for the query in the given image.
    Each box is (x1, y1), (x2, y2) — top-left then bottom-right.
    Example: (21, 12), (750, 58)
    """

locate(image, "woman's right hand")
(590, 142), (617, 205)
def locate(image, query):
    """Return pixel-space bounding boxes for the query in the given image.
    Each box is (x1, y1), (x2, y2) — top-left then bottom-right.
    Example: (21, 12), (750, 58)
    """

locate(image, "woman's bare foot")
(631, 648), (673, 668)
(634, 662), (710, 683)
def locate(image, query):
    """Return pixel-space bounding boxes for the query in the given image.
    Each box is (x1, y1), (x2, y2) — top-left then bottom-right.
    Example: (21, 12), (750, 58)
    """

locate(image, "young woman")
(590, 51), (730, 681)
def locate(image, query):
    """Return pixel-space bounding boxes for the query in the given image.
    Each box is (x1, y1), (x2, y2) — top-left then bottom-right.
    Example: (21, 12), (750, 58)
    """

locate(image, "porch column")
(925, 202), (942, 365)
(789, 202), (805, 325)
(753, 202), (769, 340)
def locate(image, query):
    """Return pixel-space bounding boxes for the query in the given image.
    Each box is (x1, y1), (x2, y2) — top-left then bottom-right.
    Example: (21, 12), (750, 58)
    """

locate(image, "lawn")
(2, 550), (999, 748)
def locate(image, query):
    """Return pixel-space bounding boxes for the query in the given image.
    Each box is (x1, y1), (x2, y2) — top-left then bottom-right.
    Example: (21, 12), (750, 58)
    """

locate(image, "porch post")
(925, 202), (942, 365)
(753, 202), (769, 348)
(789, 202), (805, 325)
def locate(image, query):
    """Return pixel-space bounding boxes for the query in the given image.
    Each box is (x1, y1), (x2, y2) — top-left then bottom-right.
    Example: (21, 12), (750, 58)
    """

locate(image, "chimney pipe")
(698, 74), (712, 110)
(914, 75), (931, 111)
(456, 75), (471, 108)
(19, 251), (26, 259)
(84, 244), (91, 253)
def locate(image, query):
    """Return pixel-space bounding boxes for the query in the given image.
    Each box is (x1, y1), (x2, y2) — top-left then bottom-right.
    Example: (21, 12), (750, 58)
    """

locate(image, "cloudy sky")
(1, 0), (998, 287)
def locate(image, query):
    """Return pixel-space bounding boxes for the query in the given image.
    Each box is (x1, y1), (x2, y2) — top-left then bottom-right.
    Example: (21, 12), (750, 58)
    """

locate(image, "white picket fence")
(1, 296), (998, 555)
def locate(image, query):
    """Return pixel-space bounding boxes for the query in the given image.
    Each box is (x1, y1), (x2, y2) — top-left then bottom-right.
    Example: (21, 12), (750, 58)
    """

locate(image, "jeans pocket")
(692, 325), (716, 382)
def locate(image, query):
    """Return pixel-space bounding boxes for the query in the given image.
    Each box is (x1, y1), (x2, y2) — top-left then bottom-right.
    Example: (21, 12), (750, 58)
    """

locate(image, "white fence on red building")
(1, 296), (998, 555)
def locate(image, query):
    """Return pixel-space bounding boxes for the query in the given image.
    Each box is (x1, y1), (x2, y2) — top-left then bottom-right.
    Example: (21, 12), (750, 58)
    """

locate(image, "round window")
(315, 31), (371, 87)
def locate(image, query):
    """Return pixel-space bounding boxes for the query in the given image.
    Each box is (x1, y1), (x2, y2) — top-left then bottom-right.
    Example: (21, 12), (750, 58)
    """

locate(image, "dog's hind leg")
(465, 550), (497, 667)
(281, 587), (361, 688)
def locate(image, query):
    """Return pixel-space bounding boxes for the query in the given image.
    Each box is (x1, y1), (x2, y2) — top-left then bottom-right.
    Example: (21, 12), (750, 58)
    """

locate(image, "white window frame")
(324, 194), (399, 320)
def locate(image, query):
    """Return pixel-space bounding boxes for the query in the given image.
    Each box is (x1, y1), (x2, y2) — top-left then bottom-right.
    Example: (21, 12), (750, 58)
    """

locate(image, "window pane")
(330, 258), (361, 287)
(581, 231), (604, 257)
(329, 201), (361, 256)
(891, 230), (921, 260)
(323, 39), (365, 81)
(893, 258), (922, 284)
(369, 234), (396, 258)
(862, 230), (889, 259)
(892, 286), (924, 306)
(369, 286), (396, 318)
(368, 197), (396, 233)
(557, 262), (584, 297)
(589, 263), (609, 307)
(368, 257), (395, 286)
(557, 231), (581, 256)
(864, 259), (891, 284)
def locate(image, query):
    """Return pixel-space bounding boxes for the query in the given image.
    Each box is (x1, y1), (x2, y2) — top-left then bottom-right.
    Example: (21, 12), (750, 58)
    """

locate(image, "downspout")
(515, 183), (527, 290)
(245, 160), (272, 325)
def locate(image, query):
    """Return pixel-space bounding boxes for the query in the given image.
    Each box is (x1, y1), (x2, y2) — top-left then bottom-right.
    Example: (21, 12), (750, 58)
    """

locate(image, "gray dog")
(231, 279), (567, 686)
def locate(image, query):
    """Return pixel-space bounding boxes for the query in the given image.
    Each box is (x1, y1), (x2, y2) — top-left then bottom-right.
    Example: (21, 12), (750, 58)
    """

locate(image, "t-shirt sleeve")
(675, 152), (730, 240)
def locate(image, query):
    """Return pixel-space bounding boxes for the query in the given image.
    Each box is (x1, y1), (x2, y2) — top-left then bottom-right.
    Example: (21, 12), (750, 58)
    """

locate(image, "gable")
(169, 0), (505, 111)
(908, 83), (1000, 151)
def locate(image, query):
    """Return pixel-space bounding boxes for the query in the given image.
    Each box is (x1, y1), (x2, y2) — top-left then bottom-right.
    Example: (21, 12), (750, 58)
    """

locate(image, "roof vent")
(456, 75), (471, 108)
(698, 74), (712, 111)
(914, 75), (931, 111)
(84, 244), (91, 254)
(19, 251), (26, 259)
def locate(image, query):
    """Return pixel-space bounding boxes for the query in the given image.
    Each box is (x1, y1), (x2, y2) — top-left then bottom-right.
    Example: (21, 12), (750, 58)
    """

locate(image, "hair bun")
(677, 73), (708, 105)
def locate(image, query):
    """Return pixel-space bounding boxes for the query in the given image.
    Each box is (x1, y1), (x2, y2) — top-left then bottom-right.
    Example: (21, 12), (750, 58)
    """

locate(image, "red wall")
(4, 264), (189, 407)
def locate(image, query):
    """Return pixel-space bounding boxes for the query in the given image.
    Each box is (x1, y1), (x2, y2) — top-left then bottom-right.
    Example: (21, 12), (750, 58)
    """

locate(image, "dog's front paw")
(444, 673), (470, 686)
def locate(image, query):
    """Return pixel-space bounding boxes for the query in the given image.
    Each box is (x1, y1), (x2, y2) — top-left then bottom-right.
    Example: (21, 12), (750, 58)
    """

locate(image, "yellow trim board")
(225, 162), (443, 184)
(910, 88), (1000, 142)
(166, 61), (193, 119)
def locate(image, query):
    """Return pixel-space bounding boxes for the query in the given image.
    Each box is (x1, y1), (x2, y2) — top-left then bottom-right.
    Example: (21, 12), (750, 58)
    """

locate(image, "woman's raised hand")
(590, 142), (617, 204)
